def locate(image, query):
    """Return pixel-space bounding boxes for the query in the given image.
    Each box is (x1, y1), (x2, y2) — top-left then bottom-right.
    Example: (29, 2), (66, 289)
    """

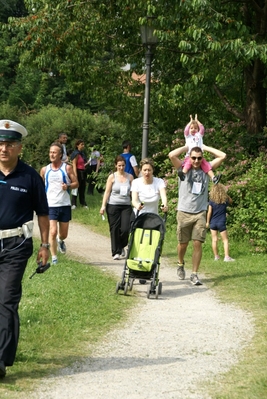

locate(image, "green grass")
(1, 191), (267, 398)
(175, 232), (267, 399)
(0, 253), (137, 396)
(71, 192), (110, 236)
(199, 234), (267, 399)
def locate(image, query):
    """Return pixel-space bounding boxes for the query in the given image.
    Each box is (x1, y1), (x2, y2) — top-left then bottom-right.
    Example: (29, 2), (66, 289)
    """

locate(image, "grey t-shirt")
(177, 168), (209, 213)
(108, 173), (132, 206)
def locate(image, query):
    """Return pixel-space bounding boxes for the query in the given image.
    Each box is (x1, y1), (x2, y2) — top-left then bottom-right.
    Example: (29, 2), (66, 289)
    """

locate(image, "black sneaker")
(190, 273), (203, 286)
(177, 262), (185, 280)
(212, 173), (221, 185)
(178, 170), (185, 181)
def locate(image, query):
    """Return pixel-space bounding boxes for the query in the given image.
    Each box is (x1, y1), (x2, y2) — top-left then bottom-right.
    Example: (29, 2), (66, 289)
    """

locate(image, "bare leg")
(210, 229), (219, 257)
(178, 242), (188, 264)
(220, 230), (229, 258)
(58, 221), (69, 241)
(49, 220), (58, 257)
(192, 240), (202, 273)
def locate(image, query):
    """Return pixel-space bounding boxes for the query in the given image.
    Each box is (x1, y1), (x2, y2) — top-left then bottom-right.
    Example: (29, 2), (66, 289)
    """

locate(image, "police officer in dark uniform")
(0, 120), (50, 378)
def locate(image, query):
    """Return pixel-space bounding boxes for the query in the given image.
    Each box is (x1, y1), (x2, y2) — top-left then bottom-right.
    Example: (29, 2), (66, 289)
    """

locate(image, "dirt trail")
(26, 219), (253, 399)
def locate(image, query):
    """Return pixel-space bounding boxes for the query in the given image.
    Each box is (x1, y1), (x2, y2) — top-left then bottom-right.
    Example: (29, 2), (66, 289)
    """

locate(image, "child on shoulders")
(178, 114), (221, 184)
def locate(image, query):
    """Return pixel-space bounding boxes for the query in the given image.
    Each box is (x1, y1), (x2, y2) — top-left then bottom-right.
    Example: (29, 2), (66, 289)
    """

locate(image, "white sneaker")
(113, 254), (120, 260)
(224, 256), (235, 262)
(71, 205), (76, 210)
(83, 206), (88, 209)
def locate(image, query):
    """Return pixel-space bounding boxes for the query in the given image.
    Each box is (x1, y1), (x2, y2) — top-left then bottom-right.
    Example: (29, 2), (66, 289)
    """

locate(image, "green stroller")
(115, 212), (166, 299)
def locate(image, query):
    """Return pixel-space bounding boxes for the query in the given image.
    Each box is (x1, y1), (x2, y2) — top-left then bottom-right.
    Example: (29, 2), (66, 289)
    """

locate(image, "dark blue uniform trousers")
(0, 236), (33, 366)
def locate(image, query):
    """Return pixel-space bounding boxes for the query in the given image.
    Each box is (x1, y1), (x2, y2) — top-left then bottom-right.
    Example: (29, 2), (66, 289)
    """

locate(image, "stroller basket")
(127, 228), (160, 273)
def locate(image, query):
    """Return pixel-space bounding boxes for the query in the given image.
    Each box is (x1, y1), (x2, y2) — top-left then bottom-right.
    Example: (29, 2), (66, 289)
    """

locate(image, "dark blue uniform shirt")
(0, 159), (49, 230)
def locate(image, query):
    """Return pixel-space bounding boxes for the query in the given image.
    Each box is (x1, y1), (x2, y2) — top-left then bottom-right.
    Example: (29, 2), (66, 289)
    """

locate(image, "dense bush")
(0, 104), (143, 191)
(18, 105), (127, 171)
(227, 153), (267, 252)
(154, 121), (267, 253)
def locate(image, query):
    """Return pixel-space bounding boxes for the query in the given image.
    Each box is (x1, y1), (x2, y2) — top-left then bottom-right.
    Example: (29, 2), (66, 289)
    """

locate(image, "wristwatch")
(40, 243), (50, 249)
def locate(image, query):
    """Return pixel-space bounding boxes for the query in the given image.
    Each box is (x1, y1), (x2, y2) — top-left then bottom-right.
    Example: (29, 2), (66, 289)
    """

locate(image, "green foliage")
(4, 0), (267, 137)
(228, 153), (267, 253)
(17, 105), (127, 172)
(151, 118), (267, 256)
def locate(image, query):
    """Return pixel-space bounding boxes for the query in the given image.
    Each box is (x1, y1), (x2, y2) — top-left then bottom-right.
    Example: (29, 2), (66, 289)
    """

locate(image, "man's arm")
(202, 144), (226, 170)
(37, 215), (50, 264)
(130, 155), (139, 177)
(40, 166), (45, 181)
(133, 165), (139, 177)
(66, 165), (79, 189)
(168, 145), (188, 169)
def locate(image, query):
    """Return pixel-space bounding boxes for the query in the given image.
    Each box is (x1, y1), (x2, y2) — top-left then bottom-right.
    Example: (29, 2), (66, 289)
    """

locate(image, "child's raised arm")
(195, 114), (205, 136)
(184, 115), (194, 137)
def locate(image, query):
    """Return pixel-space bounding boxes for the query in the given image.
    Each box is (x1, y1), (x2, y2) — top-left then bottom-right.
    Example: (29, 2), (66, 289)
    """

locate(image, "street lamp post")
(140, 24), (158, 159)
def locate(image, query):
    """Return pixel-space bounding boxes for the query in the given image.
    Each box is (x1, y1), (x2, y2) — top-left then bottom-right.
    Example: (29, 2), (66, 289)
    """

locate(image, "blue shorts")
(49, 206), (71, 223)
(210, 223), (226, 233)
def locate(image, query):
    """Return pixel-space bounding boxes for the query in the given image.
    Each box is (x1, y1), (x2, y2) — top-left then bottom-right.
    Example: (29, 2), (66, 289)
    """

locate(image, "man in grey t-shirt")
(168, 144), (226, 285)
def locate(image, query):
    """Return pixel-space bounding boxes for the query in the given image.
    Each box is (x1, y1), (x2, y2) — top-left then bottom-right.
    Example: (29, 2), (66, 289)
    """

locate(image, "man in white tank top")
(40, 143), (78, 264)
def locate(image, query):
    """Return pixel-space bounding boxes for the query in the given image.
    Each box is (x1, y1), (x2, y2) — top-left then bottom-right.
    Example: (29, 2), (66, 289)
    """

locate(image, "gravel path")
(28, 220), (253, 399)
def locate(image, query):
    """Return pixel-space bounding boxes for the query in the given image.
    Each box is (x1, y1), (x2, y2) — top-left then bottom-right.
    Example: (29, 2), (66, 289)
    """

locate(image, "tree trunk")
(244, 60), (266, 135)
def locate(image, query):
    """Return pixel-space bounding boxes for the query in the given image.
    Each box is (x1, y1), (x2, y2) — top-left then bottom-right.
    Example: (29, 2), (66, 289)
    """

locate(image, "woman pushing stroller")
(131, 158), (168, 215)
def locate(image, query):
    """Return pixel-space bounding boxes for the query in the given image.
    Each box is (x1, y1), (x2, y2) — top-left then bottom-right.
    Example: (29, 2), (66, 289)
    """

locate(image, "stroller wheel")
(139, 279), (147, 285)
(115, 281), (121, 294)
(146, 284), (151, 299)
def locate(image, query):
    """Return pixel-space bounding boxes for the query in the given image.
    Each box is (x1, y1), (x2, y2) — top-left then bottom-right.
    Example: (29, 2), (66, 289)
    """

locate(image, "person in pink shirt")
(178, 114), (221, 184)
(70, 139), (90, 209)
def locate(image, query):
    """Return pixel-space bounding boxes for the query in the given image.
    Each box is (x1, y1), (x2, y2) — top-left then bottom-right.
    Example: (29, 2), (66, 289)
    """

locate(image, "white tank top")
(44, 163), (71, 207)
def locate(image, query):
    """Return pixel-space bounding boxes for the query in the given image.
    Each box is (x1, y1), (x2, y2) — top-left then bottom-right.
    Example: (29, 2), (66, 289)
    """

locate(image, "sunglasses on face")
(191, 156), (203, 161)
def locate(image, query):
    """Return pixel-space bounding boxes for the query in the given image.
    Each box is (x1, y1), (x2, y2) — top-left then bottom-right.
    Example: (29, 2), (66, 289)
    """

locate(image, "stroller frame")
(116, 212), (166, 299)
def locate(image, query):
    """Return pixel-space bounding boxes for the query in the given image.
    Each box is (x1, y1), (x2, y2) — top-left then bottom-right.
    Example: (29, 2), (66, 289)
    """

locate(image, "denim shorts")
(49, 206), (71, 222)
